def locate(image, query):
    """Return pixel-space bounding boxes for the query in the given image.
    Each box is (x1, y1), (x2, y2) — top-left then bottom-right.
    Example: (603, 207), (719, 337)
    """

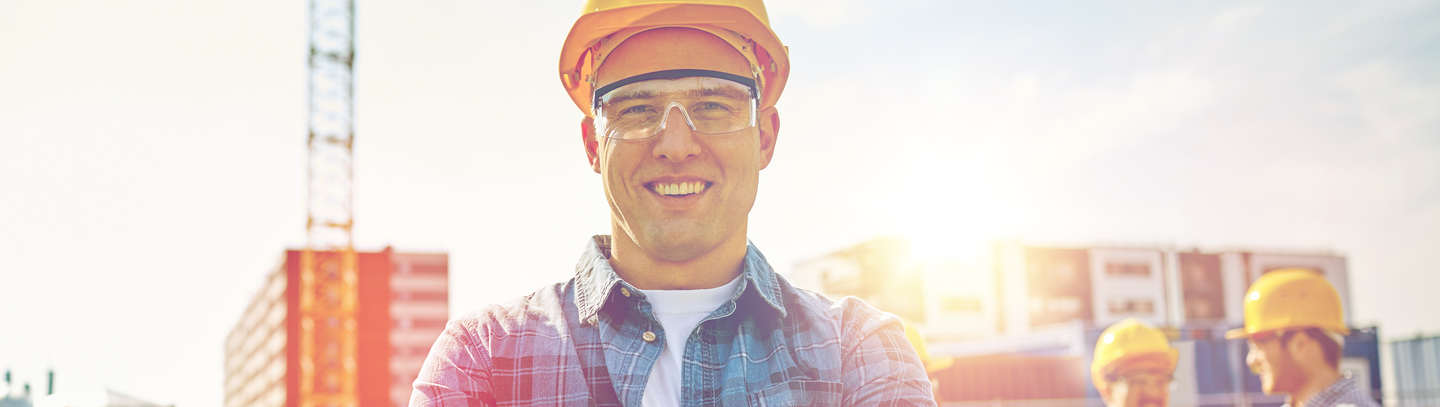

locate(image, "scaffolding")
(301, 0), (357, 406)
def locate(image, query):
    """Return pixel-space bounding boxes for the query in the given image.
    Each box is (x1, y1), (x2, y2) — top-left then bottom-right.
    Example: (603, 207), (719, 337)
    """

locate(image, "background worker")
(1225, 269), (1379, 407)
(1091, 318), (1178, 407)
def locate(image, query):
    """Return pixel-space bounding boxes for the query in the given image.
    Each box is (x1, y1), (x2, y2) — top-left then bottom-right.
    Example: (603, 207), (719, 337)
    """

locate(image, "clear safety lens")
(594, 76), (757, 140)
(1116, 373), (1174, 390)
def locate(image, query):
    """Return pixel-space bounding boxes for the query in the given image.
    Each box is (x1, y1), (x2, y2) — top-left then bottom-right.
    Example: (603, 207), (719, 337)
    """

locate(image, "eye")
(692, 101), (735, 119)
(619, 105), (653, 116)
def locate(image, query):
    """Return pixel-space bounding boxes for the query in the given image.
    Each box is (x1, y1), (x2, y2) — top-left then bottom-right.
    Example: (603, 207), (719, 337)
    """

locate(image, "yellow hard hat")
(558, 0), (791, 116)
(903, 320), (954, 373)
(1225, 268), (1349, 340)
(1091, 319), (1178, 392)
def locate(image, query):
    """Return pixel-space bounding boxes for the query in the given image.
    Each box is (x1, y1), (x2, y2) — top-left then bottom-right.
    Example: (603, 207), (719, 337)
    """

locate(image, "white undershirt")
(637, 275), (744, 407)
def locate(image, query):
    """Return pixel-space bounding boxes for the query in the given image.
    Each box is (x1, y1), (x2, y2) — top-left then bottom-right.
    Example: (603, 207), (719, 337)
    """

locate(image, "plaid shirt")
(411, 235), (935, 407)
(1285, 377), (1380, 407)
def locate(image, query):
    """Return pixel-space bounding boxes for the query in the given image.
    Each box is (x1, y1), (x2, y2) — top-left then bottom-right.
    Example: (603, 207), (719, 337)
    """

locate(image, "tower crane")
(301, 0), (357, 405)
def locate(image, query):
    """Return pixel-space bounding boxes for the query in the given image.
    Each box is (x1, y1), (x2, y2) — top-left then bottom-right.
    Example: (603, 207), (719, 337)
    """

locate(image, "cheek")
(598, 143), (640, 183)
(709, 135), (765, 174)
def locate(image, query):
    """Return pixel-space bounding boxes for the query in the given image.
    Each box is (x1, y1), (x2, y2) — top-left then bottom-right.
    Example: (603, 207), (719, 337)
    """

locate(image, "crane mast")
(302, 0), (357, 406)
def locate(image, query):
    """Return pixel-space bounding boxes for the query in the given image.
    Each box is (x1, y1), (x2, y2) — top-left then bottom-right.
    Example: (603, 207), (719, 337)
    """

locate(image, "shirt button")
(620, 287), (631, 297)
(642, 331), (656, 342)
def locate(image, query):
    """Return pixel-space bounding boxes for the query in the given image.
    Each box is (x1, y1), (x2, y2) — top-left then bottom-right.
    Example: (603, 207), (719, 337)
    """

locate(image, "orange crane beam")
(301, 0), (357, 405)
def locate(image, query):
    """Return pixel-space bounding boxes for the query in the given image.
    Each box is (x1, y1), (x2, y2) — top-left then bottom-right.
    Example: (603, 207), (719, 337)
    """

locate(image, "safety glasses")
(1114, 373), (1174, 390)
(592, 69), (759, 140)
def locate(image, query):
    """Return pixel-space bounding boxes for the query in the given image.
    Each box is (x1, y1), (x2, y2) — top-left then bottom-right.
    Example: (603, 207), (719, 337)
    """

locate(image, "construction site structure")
(790, 239), (1380, 407)
(302, 0), (357, 405)
(225, 248), (450, 407)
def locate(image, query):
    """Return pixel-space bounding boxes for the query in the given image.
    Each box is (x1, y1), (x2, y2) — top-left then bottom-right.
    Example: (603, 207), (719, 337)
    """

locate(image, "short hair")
(1280, 328), (1342, 368)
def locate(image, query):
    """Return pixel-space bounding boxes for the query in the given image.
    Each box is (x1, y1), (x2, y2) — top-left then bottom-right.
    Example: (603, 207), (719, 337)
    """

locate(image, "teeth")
(654, 182), (707, 196)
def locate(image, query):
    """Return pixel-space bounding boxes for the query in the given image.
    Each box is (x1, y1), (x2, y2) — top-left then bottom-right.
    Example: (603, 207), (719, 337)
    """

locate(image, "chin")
(636, 226), (723, 261)
(646, 240), (710, 262)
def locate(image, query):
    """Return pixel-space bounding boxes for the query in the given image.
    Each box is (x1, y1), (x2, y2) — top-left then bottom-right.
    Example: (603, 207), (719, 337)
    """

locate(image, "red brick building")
(224, 248), (449, 407)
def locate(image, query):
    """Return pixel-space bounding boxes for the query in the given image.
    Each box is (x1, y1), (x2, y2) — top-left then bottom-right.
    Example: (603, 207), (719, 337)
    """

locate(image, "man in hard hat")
(1225, 269), (1378, 407)
(1091, 319), (1178, 407)
(410, 1), (935, 406)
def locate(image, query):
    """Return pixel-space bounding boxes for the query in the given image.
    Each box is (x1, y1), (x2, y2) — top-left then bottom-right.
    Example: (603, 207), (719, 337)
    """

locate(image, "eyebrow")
(605, 87), (750, 105)
(685, 87), (749, 100)
(604, 90), (658, 105)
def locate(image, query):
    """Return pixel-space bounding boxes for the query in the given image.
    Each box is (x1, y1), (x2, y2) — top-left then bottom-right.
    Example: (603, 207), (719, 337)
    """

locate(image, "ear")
(1285, 332), (1317, 360)
(581, 116), (601, 174)
(757, 106), (779, 170)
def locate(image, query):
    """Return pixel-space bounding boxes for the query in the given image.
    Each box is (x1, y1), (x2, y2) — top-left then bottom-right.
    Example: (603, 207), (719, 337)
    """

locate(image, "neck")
(1290, 368), (1343, 407)
(607, 226), (748, 290)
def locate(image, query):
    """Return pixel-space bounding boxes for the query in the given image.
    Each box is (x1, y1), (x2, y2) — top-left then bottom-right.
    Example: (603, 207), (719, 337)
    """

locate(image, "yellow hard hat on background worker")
(559, 0), (791, 116)
(903, 320), (953, 403)
(903, 321), (954, 373)
(1225, 268), (1349, 340)
(1091, 318), (1178, 392)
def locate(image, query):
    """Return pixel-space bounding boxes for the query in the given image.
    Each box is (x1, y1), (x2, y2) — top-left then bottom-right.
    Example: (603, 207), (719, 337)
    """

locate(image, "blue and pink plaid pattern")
(410, 235), (936, 406)
(1292, 377), (1380, 407)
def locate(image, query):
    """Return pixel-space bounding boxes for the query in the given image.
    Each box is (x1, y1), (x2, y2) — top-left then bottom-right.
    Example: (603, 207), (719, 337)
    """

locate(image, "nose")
(652, 104), (701, 163)
(1246, 349), (1260, 371)
(1140, 382), (1165, 398)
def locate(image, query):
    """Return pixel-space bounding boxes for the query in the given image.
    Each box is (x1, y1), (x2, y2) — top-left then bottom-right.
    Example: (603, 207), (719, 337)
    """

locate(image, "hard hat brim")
(559, 3), (790, 115)
(1091, 350), (1179, 392)
(1224, 325), (1351, 340)
(1224, 328), (1252, 340)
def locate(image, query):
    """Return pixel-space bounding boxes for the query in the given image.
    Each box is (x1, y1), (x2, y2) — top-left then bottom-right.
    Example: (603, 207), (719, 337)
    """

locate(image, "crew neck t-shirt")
(637, 275), (744, 407)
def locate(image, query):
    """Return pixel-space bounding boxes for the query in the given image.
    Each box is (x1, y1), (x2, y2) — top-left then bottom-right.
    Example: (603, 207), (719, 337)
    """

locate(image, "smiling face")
(1101, 356), (1172, 407)
(582, 28), (778, 263)
(1105, 368), (1170, 407)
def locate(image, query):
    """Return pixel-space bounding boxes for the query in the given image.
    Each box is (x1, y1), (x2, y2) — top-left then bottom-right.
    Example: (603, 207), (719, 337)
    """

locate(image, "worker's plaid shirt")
(1283, 377), (1380, 407)
(410, 235), (935, 407)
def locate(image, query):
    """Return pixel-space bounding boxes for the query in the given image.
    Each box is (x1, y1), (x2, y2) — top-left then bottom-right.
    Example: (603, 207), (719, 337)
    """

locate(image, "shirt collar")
(1292, 377), (1357, 407)
(573, 235), (788, 324)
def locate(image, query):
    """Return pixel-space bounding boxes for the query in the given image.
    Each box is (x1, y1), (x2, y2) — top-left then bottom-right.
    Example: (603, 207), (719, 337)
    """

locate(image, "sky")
(1, 0), (1437, 405)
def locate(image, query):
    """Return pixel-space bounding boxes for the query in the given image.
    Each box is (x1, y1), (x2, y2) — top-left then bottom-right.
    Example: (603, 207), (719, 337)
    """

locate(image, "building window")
(1030, 296), (1083, 316)
(1105, 263), (1150, 278)
(1108, 298), (1155, 315)
(1032, 261), (1079, 283)
(1183, 263), (1215, 291)
(941, 296), (983, 312)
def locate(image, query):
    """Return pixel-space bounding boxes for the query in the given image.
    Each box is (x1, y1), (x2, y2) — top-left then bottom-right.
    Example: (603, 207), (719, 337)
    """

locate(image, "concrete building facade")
(790, 239), (1376, 405)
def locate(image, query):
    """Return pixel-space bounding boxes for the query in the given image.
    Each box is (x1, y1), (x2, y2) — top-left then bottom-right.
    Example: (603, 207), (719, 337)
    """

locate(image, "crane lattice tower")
(302, 0), (357, 405)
